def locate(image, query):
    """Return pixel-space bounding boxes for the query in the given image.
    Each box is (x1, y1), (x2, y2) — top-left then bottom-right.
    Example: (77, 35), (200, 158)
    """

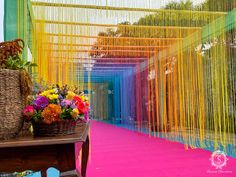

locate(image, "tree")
(200, 0), (236, 12)
(164, 0), (194, 10)
(90, 0), (224, 58)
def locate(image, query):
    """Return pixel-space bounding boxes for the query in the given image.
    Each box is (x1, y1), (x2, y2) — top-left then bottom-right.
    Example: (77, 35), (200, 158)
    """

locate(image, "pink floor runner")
(86, 121), (236, 177)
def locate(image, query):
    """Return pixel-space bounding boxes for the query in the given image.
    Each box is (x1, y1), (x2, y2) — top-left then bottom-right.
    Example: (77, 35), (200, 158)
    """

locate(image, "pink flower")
(61, 99), (72, 108)
(23, 105), (35, 120)
(84, 111), (89, 122)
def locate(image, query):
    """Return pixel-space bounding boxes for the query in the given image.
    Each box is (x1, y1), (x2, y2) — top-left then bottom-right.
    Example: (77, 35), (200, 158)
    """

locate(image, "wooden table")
(0, 122), (90, 177)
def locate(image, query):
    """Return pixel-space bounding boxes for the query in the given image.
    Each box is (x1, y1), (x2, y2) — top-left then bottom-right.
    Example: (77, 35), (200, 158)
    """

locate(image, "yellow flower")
(49, 89), (57, 93)
(40, 89), (58, 100)
(66, 91), (76, 100)
(71, 108), (79, 119)
(41, 89), (57, 96)
(80, 95), (85, 101)
(40, 90), (50, 97)
(48, 94), (58, 100)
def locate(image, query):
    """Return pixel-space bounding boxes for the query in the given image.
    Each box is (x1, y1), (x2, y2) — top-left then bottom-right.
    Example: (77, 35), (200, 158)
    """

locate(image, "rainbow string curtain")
(13, 0), (236, 157)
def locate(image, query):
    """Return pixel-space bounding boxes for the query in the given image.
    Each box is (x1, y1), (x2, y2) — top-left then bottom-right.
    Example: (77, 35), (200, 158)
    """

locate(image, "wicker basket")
(32, 119), (78, 137)
(76, 120), (87, 134)
(0, 69), (24, 140)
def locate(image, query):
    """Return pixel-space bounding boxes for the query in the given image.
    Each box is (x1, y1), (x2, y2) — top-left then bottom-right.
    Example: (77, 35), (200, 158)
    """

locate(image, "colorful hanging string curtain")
(24, 0), (236, 157)
(148, 11), (236, 155)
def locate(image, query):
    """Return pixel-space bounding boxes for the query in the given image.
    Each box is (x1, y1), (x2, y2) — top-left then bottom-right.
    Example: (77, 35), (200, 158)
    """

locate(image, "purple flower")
(58, 94), (63, 100)
(61, 99), (72, 108)
(33, 96), (49, 110)
(70, 103), (77, 109)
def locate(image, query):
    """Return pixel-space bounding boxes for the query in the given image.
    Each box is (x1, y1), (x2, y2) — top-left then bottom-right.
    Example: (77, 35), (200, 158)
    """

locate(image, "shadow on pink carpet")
(85, 121), (236, 177)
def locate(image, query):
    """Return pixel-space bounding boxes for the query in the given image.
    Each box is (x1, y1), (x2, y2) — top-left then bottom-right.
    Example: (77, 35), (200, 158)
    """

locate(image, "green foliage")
(133, 0), (221, 27)
(32, 111), (42, 122)
(164, 0), (236, 12)
(90, 0), (228, 58)
(164, 0), (194, 10)
(61, 108), (73, 119)
(4, 55), (37, 70)
(200, 0), (236, 12)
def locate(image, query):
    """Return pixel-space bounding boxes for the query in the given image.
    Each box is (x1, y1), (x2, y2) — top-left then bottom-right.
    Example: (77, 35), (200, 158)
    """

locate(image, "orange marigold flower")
(41, 104), (62, 124)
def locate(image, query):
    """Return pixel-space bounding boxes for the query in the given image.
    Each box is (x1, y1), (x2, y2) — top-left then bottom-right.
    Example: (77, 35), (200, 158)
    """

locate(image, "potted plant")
(22, 85), (90, 136)
(0, 39), (36, 139)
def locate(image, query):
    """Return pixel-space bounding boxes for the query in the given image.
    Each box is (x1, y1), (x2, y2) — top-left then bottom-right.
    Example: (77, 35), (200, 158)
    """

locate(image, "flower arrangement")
(23, 85), (90, 125)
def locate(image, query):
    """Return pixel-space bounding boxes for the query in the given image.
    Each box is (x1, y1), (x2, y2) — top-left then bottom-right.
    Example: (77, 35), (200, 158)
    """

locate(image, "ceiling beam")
(32, 2), (226, 16)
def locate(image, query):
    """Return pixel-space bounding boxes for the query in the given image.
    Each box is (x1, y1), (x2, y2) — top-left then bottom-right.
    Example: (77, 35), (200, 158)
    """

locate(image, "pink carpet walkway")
(86, 121), (236, 177)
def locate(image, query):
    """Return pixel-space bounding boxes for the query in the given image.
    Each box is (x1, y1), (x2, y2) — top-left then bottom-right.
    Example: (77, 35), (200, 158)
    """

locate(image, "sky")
(32, 0), (206, 8)
(1, 0), (207, 42)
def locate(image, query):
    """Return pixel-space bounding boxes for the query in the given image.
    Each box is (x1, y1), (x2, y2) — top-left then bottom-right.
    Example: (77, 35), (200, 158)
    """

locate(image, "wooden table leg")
(81, 136), (89, 177)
